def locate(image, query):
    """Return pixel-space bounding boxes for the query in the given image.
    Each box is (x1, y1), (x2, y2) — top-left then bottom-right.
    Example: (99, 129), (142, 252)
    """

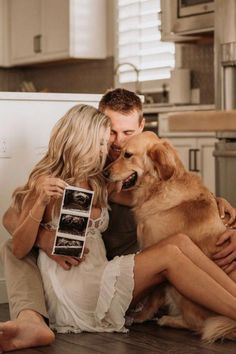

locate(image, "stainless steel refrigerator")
(214, 0), (236, 206)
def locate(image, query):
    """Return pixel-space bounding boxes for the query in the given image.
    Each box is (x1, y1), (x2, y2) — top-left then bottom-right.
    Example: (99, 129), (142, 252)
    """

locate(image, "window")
(116, 0), (175, 92)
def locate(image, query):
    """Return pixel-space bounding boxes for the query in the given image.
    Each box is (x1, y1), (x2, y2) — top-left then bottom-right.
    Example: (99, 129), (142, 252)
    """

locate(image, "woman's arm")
(11, 193), (47, 259)
(10, 177), (68, 259)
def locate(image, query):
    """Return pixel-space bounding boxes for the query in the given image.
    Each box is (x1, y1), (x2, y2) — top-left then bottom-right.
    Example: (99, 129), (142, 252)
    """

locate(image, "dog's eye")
(124, 151), (133, 159)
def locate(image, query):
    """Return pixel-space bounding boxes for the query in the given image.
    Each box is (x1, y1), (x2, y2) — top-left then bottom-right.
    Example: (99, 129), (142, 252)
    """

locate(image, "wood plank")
(1, 303), (236, 354)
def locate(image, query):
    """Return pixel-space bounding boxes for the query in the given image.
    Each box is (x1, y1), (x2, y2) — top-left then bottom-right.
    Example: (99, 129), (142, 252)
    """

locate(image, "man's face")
(104, 108), (145, 161)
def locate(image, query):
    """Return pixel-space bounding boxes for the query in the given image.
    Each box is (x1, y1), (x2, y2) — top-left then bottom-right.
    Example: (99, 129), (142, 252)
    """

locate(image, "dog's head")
(104, 131), (186, 190)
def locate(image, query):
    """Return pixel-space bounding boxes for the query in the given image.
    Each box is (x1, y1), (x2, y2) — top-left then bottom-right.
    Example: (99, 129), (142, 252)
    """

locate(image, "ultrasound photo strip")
(52, 186), (94, 258)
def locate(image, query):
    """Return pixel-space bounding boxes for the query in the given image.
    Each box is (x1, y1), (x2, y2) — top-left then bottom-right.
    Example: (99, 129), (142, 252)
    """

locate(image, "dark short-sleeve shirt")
(102, 202), (139, 260)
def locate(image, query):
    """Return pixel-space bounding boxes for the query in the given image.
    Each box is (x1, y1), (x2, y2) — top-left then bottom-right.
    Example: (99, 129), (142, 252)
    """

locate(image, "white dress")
(37, 208), (135, 333)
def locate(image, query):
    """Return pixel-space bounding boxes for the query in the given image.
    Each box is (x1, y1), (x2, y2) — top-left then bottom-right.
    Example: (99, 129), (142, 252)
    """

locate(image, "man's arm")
(213, 229), (236, 274)
(216, 197), (236, 225)
(2, 206), (19, 235)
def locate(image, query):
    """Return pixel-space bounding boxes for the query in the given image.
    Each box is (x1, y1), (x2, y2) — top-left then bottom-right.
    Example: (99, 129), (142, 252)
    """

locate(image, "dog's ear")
(148, 141), (176, 180)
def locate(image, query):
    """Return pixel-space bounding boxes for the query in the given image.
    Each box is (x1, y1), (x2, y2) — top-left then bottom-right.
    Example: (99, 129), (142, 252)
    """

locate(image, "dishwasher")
(213, 132), (236, 207)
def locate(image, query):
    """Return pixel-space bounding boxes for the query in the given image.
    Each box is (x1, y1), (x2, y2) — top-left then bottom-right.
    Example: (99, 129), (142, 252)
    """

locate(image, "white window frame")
(114, 0), (175, 93)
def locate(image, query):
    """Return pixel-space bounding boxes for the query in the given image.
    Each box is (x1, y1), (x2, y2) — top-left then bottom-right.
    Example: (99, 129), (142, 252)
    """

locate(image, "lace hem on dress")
(95, 254), (135, 332)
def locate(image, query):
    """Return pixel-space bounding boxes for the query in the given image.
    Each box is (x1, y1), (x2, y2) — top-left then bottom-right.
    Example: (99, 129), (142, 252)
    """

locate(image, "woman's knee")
(168, 233), (193, 249)
(156, 243), (184, 271)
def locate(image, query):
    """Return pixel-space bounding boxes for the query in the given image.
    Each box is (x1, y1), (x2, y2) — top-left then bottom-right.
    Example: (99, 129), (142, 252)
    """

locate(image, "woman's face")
(100, 127), (111, 157)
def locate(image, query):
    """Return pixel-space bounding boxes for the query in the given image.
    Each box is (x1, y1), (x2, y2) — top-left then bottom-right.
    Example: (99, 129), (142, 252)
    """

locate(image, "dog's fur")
(106, 131), (236, 342)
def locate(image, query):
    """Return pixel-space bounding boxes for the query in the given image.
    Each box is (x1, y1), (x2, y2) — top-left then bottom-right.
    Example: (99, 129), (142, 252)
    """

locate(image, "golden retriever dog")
(105, 131), (236, 342)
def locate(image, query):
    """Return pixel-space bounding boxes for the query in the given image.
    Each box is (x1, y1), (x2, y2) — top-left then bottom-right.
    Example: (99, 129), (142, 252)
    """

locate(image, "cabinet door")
(167, 137), (196, 171)
(197, 138), (217, 194)
(10, 0), (41, 64)
(41, 0), (69, 58)
(0, 0), (9, 66)
(160, 0), (191, 42)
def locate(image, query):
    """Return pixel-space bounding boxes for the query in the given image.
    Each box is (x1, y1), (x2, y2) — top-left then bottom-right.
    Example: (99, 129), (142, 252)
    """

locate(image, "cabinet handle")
(33, 35), (42, 53)
(188, 149), (200, 172)
(193, 148), (200, 172)
(188, 149), (194, 171)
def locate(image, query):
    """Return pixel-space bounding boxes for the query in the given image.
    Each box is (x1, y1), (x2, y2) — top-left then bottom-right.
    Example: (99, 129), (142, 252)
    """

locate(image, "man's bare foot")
(0, 310), (55, 352)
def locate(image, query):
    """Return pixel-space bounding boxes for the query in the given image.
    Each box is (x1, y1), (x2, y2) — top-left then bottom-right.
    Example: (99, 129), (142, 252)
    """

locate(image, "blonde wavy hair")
(12, 104), (111, 211)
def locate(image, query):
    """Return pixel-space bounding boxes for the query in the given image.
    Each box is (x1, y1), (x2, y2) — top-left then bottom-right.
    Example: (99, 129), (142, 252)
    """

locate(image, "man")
(1, 88), (236, 352)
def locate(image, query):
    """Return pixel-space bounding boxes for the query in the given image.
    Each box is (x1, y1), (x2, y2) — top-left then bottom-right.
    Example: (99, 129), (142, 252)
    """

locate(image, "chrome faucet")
(114, 62), (140, 93)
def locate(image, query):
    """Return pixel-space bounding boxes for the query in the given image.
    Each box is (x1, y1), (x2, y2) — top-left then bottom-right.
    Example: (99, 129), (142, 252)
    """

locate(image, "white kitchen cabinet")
(169, 137), (217, 193)
(10, 0), (41, 63)
(9, 0), (107, 66)
(158, 111), (217, 193)
(0, 0), (9, 66)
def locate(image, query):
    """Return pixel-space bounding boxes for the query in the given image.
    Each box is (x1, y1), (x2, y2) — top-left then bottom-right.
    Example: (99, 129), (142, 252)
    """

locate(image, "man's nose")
(114, 134), (124, 146)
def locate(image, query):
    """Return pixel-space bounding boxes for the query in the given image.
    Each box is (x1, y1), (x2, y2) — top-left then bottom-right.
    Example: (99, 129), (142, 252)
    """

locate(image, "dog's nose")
(103, 169), (110, 179)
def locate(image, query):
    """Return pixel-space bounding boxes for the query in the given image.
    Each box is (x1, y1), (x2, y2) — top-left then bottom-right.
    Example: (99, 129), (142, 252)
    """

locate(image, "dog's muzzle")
(103, 169), (110, 179)
(122, 172), (138, 189)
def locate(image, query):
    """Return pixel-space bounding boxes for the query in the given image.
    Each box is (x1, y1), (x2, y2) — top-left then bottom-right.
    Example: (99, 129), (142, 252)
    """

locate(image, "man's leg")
(0, 239), (54, 352)
(1, 239), (47, 320)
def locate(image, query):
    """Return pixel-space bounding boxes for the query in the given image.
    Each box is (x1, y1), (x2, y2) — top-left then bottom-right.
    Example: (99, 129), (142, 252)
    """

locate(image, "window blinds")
(117, 0), (175, 85)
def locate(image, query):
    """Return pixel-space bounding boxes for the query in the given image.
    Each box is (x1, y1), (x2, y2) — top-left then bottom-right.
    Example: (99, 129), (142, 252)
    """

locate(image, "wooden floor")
(1, 303), (235, 354)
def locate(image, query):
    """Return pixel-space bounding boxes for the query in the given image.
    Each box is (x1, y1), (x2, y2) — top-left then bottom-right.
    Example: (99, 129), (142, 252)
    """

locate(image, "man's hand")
(36, 226), (88, 270)
(216, 197), (236, 226)
(213, 229), (236, 273)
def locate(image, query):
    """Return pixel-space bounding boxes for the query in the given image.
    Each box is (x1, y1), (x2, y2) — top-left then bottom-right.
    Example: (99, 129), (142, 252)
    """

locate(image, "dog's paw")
(132, 316), (146, 324)
(157, 316), (169, 327)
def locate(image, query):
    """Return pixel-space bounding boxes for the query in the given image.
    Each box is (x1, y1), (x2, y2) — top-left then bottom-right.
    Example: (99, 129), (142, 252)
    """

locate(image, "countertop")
(143, 103), (215, 114)
(0, 92), (102, 102)
(168, 110), (236, 132)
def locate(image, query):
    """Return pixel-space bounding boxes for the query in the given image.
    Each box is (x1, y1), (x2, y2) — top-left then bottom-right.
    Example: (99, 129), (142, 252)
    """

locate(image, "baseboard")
(0, 278), (8, 303)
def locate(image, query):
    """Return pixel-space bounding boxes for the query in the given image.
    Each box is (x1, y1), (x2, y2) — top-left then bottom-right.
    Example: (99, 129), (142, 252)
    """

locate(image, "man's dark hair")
(99, 88), (143, 123)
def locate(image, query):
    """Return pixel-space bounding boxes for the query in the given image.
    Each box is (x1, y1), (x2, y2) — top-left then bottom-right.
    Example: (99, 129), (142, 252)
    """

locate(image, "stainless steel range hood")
(215, 0), (236, 110)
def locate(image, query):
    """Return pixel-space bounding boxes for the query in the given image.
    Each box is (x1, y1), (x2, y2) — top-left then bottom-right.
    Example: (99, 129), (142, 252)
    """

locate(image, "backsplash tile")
(0, 46), (214, 104)
(0, 57), (114, 93)
(182, 44), (214, 104)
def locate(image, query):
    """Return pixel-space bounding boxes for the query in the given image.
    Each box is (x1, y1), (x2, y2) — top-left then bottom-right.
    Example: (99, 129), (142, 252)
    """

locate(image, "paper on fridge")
(52, 186), (94, 258)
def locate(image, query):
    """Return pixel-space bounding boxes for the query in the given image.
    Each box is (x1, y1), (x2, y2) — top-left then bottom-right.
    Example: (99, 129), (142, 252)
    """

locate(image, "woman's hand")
(37, 226), (89, 270)
(35, 176), (68, 206)
(213, 229), (236, 274)
(48, 251), (89, 271)
(216, 197), (236, 226)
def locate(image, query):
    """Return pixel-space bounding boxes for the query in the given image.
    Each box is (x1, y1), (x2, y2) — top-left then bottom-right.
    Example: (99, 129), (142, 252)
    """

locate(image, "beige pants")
(0, 239), (48, 320)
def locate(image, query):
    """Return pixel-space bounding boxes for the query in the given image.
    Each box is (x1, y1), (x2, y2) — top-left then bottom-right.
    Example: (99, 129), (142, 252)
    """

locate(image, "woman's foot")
(0, 310), (55, 352)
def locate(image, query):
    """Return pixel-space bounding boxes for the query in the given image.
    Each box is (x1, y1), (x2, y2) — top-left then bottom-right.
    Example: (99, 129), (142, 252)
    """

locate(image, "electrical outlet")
(0, 138), (11, 158)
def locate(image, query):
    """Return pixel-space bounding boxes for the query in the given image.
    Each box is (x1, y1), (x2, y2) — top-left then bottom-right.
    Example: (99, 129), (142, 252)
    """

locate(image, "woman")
(6, 104), (236, 337)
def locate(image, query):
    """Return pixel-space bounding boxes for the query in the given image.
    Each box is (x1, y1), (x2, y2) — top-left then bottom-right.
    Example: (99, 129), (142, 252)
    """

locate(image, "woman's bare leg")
(158, 233), (236, 297)
(131, 243), (236, 320)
